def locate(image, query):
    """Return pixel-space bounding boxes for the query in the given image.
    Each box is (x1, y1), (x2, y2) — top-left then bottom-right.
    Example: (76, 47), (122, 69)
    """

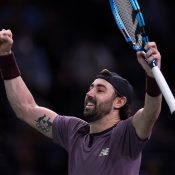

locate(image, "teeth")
(86, 102), (94, 106)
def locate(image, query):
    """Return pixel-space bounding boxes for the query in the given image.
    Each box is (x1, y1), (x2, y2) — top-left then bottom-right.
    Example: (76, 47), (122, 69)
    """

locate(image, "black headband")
(96, 70), (133, 104)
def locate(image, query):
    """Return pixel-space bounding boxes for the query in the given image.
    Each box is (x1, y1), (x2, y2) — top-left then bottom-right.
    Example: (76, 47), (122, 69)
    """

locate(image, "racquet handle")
(151, 65), (175, 115)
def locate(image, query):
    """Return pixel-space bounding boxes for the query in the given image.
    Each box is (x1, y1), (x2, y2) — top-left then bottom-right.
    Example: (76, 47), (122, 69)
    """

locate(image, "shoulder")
(112, 116), (136, 138)
(112, 116), (148, 156)
(53, 115), (88, 133)
(117, 116), (133, 129)
(52, 115), (89, 148)
(53, 115), (87, 125)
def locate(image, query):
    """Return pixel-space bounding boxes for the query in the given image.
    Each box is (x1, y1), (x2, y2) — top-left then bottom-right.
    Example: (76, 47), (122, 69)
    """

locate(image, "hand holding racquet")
(109, 0), (175, 115)
(137, 42), (161, 78)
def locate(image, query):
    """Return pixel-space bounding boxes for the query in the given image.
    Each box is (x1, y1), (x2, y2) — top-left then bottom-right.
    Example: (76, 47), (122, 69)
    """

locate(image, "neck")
(89, 112), (120, 134)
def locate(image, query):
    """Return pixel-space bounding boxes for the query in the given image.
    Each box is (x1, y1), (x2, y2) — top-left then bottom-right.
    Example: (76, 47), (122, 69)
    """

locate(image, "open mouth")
(85, 101), (96, 110)
(86, 102), (95, 107)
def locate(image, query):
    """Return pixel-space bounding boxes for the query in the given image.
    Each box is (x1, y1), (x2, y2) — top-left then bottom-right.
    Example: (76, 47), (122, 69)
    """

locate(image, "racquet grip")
(152, 66), (175, 114)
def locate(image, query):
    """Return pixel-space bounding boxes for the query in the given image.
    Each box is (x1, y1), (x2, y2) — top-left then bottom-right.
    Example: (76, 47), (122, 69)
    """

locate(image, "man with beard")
(0, 29), (162, 175)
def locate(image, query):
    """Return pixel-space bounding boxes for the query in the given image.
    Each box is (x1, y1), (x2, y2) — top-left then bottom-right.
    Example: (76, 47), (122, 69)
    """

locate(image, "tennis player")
(0, 29), (162, 175)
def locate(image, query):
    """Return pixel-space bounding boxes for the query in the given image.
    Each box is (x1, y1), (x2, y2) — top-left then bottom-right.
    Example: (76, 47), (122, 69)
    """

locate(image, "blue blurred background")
(0, 0), (175, 174)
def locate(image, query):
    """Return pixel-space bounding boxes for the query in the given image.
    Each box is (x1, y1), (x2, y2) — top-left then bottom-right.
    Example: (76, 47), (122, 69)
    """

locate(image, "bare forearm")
(0, 29), (57, 139)
(133, 42), (162, 139)
(143, 74), (162, 121)
(143, 94), (162, 121)
(4, 76), (37, 119)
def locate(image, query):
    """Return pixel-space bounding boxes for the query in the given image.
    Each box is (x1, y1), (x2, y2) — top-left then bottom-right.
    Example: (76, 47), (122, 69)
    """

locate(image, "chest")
(69, 134), (114, 174)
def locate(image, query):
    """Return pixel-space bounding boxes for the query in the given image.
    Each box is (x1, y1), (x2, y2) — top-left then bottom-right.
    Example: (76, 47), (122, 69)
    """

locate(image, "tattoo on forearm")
(35, 115), (52, 133)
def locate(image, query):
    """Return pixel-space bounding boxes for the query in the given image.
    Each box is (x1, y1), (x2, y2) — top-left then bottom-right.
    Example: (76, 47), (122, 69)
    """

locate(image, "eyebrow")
(90, 83), (107, 89)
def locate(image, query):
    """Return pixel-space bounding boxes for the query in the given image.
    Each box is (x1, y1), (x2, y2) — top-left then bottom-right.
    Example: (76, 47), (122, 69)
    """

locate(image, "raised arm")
(132, 42), (162, 139)
(0, 29), (57, 138)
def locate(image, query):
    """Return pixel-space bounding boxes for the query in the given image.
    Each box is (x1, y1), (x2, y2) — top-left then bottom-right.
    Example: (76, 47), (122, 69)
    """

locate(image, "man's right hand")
(0, 29), (13, 56)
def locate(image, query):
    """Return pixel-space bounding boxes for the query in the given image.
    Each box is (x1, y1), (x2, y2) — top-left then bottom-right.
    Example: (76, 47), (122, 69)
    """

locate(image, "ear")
(113, 97), (127, 109)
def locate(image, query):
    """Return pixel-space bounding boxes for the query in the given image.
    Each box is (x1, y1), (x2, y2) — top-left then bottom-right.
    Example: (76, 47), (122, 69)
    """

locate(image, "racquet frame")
(109, 0), (175, 115)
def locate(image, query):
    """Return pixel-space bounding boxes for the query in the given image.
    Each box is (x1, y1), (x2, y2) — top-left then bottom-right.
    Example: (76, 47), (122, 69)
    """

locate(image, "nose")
(86, 89), (95, 98)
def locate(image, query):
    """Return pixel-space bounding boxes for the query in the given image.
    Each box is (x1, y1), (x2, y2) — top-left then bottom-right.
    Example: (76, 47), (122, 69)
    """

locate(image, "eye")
(97, 88), (105, 93)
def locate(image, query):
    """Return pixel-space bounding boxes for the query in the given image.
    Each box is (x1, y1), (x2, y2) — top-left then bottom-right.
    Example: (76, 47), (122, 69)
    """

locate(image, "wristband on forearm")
(146, 75), (161, 97)
(0, 52), (21, 80)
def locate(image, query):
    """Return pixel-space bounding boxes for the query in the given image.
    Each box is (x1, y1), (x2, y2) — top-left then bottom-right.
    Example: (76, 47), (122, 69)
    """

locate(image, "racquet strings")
(114, 0), (143, 48)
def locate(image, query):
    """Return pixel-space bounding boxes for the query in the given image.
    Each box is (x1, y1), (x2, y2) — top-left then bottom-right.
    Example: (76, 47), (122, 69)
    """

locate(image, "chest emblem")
(99, 148), (110, 157)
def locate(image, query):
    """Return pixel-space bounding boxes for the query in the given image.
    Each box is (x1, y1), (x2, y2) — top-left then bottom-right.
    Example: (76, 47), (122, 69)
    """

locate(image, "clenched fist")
(0, 29), (13, 56)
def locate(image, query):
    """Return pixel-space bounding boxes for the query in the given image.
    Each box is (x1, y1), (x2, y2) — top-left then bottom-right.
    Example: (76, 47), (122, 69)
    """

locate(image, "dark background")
(0, 0), (175, 174)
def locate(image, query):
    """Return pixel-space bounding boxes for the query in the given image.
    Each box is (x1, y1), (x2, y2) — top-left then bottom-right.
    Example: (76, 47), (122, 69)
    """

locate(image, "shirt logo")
(99, 148), (110, 157)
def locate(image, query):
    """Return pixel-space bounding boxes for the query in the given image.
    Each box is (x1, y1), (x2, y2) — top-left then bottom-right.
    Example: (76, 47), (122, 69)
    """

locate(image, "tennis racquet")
(109, 0), (175, 116)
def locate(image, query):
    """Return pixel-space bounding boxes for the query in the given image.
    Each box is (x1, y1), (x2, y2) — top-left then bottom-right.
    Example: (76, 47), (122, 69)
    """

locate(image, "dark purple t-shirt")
(52, 115), (148, 175)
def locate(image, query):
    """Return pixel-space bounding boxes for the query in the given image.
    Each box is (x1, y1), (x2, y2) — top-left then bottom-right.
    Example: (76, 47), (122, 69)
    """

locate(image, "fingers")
(0, 29), (12, 42)
(0, 29), (12, 36)
(137, 51), (148, 66)
(146, 48), (158, 61)
(0, 29), (13, 55)
(136, 51), (146, 59)
(136, 41), (161, 77)
(144, 41), (157, 50)
(144, 42), (161, 65)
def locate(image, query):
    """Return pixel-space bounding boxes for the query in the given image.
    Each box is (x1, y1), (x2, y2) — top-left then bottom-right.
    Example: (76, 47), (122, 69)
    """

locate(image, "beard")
(83, 97), (114, 123)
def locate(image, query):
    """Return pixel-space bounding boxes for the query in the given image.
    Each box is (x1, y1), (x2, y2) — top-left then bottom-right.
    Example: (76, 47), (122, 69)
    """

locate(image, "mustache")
(85, 97), (97, 105)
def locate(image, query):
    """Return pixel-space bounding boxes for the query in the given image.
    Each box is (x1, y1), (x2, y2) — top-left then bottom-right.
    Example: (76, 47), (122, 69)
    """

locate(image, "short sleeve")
(52, 115), (87, 151)
(111, 116), (148, 159)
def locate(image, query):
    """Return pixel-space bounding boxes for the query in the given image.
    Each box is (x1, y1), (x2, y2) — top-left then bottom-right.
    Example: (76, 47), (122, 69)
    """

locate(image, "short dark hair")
(96, 69), (133, 119)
